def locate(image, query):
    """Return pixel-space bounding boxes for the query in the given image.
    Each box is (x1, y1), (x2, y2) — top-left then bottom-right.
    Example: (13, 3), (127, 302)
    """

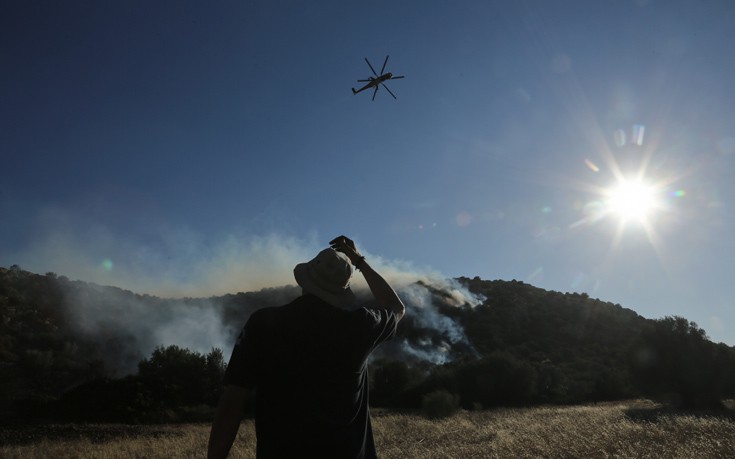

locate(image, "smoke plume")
(6, 214), (485, 372)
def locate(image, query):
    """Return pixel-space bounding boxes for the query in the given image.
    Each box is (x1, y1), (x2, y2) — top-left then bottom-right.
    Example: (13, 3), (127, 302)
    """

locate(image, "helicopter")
(352, 55), (405, 101)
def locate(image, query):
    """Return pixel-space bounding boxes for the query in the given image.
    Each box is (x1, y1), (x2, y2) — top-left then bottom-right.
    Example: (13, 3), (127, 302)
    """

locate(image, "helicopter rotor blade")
(365, 58), (378, 77)
(357, 79), (371, 82)
(380, 55), (390, 75)
(390, 75), (405, 79)
(372, 85), (379, 101)
(382, 83), (397, 99)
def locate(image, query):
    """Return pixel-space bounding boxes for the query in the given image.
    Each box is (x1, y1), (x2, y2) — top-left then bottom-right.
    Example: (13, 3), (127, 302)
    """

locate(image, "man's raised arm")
(330, 236), (406, 321)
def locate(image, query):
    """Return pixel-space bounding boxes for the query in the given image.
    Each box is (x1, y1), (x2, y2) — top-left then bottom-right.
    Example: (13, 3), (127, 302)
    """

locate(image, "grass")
(2, 400), (734, 458)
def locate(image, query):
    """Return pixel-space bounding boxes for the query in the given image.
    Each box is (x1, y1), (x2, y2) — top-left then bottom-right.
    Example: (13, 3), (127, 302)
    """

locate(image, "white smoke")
(400, 340), (452, 364)
(61, 283), (238, 374)
(346, 253), (485, 363)
(397, 279), (483, 364)
(399, 282), (473, 344)
(5, 212), (486, 368)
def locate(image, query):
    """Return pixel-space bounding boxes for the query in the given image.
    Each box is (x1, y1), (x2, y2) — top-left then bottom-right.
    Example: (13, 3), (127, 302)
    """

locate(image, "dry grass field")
(2, 400), (734, 458)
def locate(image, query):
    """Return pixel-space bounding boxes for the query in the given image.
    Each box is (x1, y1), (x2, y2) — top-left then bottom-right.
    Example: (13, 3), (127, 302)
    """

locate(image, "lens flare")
(528, 267), (544, 283)
(614, 129), (626, 147)
(632, 124), (645, 146)
(585, 159), (601, 172)
(455, 211), (473, 227)
(571, 272), (587, 290)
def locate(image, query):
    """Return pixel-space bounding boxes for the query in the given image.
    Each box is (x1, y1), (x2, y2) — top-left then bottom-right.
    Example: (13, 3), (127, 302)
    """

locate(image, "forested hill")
(461, 276), (650, 376)
(2, 266), (734, 422)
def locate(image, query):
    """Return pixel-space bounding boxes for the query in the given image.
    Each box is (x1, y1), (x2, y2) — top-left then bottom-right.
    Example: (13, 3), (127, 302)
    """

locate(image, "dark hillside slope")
(453, 277), (650, 401)
(2, 266), (734, 417)
(462, 277), (645, 360)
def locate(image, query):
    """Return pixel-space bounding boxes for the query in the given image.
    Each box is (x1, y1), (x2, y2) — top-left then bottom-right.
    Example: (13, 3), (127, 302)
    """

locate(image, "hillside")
(2, 265), (734, 421)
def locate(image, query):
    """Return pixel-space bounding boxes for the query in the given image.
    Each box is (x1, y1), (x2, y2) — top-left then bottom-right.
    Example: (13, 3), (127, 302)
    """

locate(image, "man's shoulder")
(247, 305), (277, 322)
(246, 301), (291, 328)
(247, 296), (315, 325)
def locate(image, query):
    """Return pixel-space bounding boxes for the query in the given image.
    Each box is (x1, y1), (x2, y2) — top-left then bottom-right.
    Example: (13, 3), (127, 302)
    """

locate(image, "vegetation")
(2, 401), (734, 458)
(55, 345), (226, 423)
(421, 389), (460, 419)
(2, 266), (735, 424)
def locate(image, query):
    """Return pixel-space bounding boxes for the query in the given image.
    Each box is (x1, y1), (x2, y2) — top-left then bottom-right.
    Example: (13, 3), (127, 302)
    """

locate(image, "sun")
(564, 125), (687, 257)
(605, 178), (660, 224)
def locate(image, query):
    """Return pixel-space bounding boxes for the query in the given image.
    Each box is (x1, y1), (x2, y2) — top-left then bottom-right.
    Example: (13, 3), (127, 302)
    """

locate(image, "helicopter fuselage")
(353, 73), (393, 93)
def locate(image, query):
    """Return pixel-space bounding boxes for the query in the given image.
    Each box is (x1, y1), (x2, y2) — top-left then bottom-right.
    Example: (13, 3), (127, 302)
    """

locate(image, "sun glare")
(606, 179), (659, 223)
(564, 124), (686, 258)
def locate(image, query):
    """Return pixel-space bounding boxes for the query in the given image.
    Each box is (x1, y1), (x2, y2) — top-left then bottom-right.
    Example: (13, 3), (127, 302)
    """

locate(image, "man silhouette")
(208, 236), (405, 458)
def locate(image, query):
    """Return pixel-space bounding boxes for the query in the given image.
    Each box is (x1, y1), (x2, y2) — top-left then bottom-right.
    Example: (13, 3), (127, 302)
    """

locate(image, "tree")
(631, 316), (726, 409)
(137, 345), (210, 407)
(204, 347), (227, 405)
(535, 359), (568, 403)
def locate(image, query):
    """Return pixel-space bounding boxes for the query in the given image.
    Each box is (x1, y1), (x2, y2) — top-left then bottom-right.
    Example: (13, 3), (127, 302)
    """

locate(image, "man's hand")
(329, 235), (364, 267)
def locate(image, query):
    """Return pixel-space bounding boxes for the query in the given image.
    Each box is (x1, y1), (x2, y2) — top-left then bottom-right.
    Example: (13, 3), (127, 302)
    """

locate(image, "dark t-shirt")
(223, 294), (398, 459)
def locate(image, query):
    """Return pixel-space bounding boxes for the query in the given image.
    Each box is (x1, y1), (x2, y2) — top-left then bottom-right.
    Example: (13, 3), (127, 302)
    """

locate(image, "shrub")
(421, 389), (460, 419)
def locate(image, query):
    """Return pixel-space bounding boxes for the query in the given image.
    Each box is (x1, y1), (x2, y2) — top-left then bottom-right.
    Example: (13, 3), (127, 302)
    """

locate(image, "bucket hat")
(293, 248), (356, 307)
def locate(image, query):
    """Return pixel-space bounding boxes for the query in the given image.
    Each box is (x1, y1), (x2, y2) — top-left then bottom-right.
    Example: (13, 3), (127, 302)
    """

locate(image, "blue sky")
(2, 1), (735, 344)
